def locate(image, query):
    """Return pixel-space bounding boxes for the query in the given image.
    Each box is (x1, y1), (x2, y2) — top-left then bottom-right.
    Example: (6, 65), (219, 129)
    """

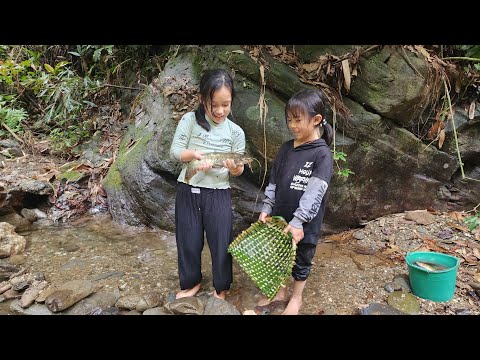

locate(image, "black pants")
(292, 243), (317, 281)
(175, 182), (233, 294)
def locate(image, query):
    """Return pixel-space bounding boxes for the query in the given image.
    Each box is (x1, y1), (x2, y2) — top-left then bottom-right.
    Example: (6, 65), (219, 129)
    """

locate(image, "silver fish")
(185, 152), (254, 184)
(415, 261), (447, 272)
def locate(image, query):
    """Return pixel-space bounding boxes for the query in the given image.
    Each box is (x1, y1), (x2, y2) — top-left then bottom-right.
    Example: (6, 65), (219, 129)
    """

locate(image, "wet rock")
(36, 284), (60, 303)
(359, 303), (406, 315)
(136, 290), (163, 312)
(0, 260), (21, 281)
(165, 296), (204, 315)
(119, 309), (141, 315)
(0, 280), (12, 294)
(10, 299), (56, 315)
(0, 222), (27, 258)
(66, 291), (121, 315)
(45, 279), (94, 312)
(32, 209), (48, 219)
(19, 280), (48, 308)
(455, 308), (474, 315)
(8, 254), (27, 265)
(404, 210), (436, 225)
(10, 273), (35, 291)
(393, 274), (411, 292)
(0, 214), (31, 232)
(143, 307), (173, 315)
(62, 259), (87, 270)
(0, 288), (22, 302)
(116, 294), (142, 310)
(384, 283), (395, 293)
(353, 231), (365, 240)
(91, 271), (125, 281)
(387, 291), (420, 314)
(21, 208), (38, 223)
(203, 297), (241, 315)
(0, 139), (21, 149)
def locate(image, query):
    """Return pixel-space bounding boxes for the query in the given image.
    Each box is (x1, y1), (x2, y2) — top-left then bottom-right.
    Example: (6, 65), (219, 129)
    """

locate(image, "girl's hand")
(180, 149), (203, 162)
(284, 224), (304, 245)
(258, 212), (269, 223)
(223, 159), (243, 176)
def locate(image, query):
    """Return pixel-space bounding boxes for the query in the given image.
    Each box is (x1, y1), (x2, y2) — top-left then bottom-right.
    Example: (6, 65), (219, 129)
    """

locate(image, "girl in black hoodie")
(257, 89), (334, 315)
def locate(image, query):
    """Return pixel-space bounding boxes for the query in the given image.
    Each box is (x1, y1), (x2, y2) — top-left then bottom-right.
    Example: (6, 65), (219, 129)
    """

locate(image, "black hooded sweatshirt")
(261, 138), (333, 245)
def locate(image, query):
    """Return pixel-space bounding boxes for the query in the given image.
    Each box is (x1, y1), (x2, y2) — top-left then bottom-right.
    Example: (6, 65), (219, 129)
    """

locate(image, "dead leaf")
(231, 50), (244, 55)
(270, 46), (282, 56)
(456, 281), (473, 291)
(473, 248), (480, 260)
(324, 230), (354, 243)
(162, 86), (175, 97)
(468, 101), (475, 120)
(438, 128), (445, 149)
(302, 63), (320, 73)
(447, 221), (469, 233)
(426, 122), (439, 140)
(341, 59), (351, 93)
(474, 229), (480, 241)
(447, 211), (465, 221)
(414, 45), (432, 62)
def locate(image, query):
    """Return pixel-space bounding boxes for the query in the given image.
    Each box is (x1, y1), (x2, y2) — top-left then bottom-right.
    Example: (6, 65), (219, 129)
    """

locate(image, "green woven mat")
(228, 216), (297, 300)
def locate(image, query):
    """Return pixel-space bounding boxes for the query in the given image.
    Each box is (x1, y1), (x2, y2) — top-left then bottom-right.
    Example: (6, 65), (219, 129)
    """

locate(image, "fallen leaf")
(438, 128), (445, 149)
(447, 221), (469, 233)
(468, 101), (475, 120)
(447, 211), (465, 221)
(473, 248), (480, 260)
(427, 119), (442, 140)
(341, 59), (351, 93)
(414, 45), (432, 61)
(302, 63), (320, 73)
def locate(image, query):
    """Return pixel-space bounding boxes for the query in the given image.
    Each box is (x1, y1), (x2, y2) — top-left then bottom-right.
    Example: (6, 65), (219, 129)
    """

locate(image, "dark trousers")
(292, 243), (317, 281)
(175, 182), (233, 294)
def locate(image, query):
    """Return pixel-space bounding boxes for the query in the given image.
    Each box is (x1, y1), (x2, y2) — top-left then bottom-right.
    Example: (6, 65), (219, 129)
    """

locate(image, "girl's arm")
(170, 113), (195, 161)
(289, 177), (329, 230)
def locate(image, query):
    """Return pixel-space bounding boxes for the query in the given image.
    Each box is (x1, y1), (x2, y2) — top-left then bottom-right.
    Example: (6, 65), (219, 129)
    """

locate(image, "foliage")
(458, 45), (480, 70)
(332, 150), (354, 178)
(0, 96), (27, 137)
(0, 45), (158, 156)
(464, 212), (480, 232)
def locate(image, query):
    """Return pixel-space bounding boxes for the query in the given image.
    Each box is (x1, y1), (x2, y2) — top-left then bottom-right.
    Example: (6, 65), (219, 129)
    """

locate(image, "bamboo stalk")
(443, 78), (464, 178)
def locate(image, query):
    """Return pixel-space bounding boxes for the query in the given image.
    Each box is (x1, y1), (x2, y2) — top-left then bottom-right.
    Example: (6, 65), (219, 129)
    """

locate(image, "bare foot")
(257, 287), (287, 307)
(213, 290), (226, 300)
(282, 296), (302, 315)
(176, 283), (201, 299)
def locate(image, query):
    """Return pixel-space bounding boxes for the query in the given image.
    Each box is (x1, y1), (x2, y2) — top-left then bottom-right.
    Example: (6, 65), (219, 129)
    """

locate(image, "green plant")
(332, 150), (354, 178)
(0, 94), (27, 138)
(464, 212), (480, 232)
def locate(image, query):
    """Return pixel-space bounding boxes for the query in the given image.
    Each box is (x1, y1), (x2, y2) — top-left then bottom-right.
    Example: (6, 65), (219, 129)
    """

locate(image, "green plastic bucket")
(405, 251), (460, 302)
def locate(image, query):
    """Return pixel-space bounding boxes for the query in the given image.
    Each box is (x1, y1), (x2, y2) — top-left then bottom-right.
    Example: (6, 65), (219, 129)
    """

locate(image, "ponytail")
(321, 118), (333, 146)
(195, 105), (210, 131)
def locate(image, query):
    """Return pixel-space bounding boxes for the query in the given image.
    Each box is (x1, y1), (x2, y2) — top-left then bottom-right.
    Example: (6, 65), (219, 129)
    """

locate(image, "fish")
(415, 261), (448, 272)
(184, 152), (254, 184)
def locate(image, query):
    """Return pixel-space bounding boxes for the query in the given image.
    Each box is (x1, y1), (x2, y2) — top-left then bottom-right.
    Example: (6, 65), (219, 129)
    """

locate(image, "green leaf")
(44, 63), (54, 73)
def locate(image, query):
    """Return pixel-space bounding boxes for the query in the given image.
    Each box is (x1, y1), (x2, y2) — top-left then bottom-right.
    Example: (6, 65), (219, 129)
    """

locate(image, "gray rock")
(359, 303), (406, 315)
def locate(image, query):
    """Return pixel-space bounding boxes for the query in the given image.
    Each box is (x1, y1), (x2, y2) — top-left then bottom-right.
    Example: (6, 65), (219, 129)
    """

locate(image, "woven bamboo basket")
(228, 216), (297, 300)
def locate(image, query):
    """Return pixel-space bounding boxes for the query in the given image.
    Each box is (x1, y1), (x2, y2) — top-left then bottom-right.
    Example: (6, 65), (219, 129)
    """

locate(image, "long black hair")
(195, 69), (235, 132)
(285, 89), (333, 146)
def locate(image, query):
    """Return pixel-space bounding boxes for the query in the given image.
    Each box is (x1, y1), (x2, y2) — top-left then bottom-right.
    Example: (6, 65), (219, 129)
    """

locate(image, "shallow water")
(0, 214), (262, 314)
(0, 213), (399, 315)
